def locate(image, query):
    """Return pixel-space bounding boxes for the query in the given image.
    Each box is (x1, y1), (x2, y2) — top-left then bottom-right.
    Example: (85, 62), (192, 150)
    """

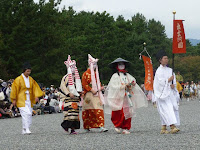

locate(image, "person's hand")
(12, 100), (16, 106)
(168, 75), (174, 82)
(126, 84), (132, 90)
(69, 93), (75, 99)
(35, 97), (39, 103)
(79, 91), (84, 97)
(100, 86), (105, 91)
(131, 81), (136, 86)
(91, 89), (98, 95)
(6, 111), (12, 117)
(120, 84), (126, 90)
(80, 92), (84, 97)
(170, 84), (175, 89)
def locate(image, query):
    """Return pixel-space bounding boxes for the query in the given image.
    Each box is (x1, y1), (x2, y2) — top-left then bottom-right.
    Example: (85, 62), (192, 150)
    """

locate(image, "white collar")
(159, 64), (167, 68)
(22, 73), (30, 88)
(22, 73), (29, 79)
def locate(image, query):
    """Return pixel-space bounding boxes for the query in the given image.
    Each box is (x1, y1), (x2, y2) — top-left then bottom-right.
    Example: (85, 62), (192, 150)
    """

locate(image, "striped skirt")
(61, 98), (80, 130)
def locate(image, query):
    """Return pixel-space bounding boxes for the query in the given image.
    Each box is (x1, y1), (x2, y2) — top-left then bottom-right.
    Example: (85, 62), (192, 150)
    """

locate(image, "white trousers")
(19, 94), (32, 129)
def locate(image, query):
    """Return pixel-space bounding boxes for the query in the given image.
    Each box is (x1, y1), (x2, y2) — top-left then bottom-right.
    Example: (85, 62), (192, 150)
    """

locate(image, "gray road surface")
(0, 99), (200, 150)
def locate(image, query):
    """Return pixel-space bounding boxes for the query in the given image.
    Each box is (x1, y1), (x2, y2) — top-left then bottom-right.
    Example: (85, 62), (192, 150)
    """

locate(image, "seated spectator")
(49, 95), (60, 113)
(37, 99), (46, 114)
(32, 109), (41, 116)
(43, 92), (55, 114)
(0, 101), (12, 118)
(1, 82), (8, 102)
(6, 82), (12, 102)
(33, 96), (46, 115)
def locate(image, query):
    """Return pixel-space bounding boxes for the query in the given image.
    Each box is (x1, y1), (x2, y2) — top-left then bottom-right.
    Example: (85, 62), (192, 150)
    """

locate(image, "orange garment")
(82, 68), (92, 94)
(82, 109), (104, 129)
(82, 68), (102, 93)
(82, 68), (105, 129)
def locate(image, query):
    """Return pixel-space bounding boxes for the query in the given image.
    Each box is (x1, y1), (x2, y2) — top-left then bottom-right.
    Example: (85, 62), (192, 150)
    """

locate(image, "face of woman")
(24, 69), (31, 77)
(118, 62), (125, 70)
(159, 56), (168, 66)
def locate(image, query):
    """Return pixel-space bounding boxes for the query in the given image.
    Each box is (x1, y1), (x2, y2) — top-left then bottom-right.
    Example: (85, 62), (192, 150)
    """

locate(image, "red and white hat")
(88, 54), (104, 104)
(64, 55), (82, 96)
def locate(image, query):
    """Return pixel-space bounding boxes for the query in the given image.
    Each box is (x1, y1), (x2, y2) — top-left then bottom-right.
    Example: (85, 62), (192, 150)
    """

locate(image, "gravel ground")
(0, 99), (200, 150)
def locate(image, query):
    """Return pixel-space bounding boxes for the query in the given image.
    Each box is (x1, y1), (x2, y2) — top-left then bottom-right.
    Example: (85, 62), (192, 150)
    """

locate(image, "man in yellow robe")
(10, 62), (44, 135)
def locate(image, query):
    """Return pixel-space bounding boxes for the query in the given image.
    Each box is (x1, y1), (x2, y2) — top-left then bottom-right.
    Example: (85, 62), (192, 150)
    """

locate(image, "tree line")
(0, 0), (199, 86)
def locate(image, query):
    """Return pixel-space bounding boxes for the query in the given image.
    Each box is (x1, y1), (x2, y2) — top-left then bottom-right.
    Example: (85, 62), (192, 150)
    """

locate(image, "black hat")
(23, 62), (31, 70)
(109, 58), (129, 66)
(156, 50), (167, 61)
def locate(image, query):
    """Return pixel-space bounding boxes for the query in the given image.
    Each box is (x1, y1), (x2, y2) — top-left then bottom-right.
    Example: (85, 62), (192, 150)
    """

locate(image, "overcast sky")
(35, 0), (200, 39)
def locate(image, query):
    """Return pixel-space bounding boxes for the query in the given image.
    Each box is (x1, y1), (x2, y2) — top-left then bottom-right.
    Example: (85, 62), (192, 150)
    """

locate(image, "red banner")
(173, 20), (186, 54)
(142, 55), (153, 91)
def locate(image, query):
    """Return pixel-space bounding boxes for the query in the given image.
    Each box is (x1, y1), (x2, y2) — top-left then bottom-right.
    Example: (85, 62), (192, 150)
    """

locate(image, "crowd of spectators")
(0, 79), (63, 119)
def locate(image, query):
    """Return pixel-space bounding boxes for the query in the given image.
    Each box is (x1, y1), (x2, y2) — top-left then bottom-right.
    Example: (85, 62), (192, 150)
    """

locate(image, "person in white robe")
(154, 50), (180, 134)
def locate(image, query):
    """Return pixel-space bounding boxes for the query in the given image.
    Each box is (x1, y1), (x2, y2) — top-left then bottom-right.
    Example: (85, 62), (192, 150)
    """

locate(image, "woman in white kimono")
(105, 58), (148, 134)
(154, 50), (180, 134)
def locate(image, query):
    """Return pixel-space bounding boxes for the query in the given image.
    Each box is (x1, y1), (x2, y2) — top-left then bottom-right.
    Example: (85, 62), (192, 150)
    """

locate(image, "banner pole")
(172, 11), (176, 83)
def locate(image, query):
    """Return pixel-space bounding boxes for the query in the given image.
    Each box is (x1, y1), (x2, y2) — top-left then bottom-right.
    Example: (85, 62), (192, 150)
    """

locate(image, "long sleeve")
(82, 71), (92, 92)
(32, 78), (44, 98)
(60, 75), (70, 96)
(155, 71), (168, 87)
(153, 67), (171, 99)
(10, 78), (19, 102)
(104, 73), (125, 111)
(127, 73), (136, 83)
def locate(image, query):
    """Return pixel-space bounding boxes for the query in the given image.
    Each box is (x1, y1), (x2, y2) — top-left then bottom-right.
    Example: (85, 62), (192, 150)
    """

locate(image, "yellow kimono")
(10, 75), (44, 108)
